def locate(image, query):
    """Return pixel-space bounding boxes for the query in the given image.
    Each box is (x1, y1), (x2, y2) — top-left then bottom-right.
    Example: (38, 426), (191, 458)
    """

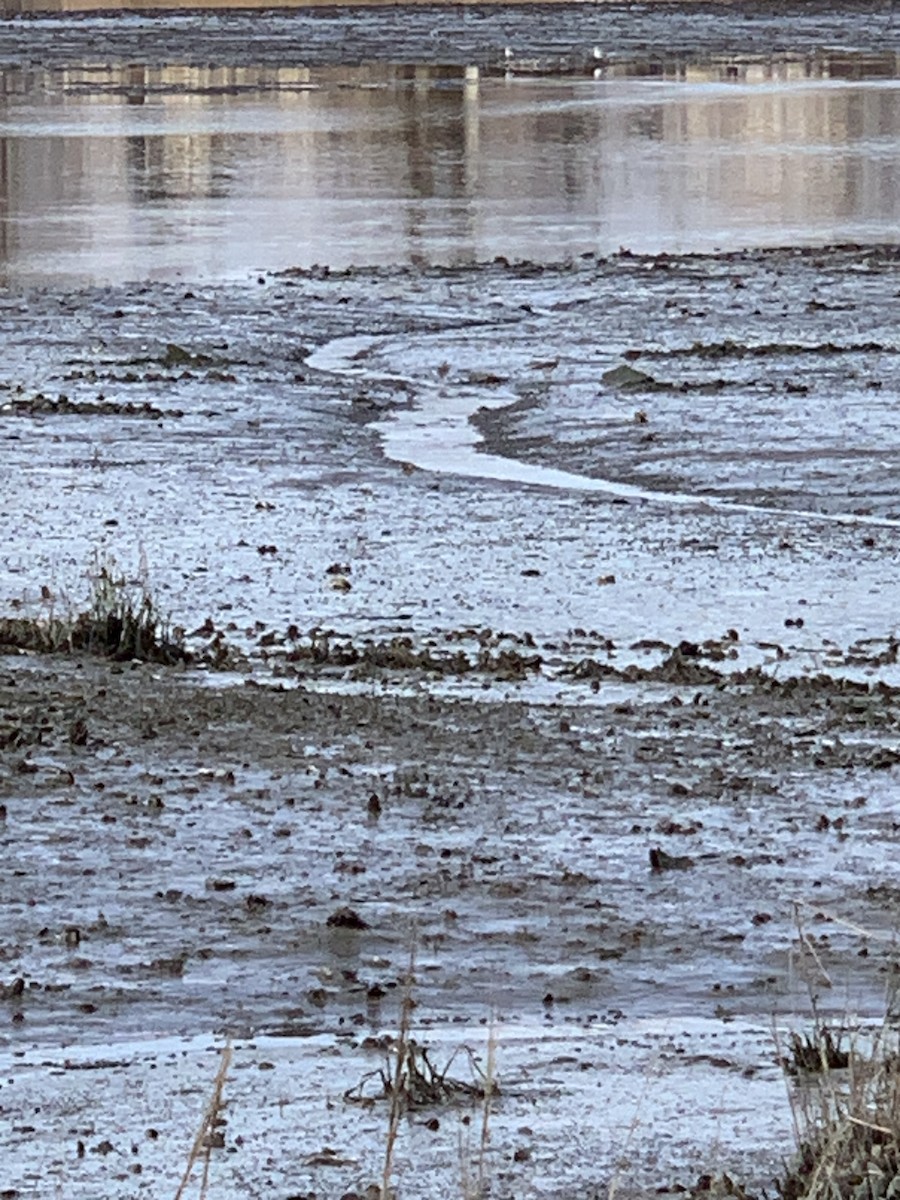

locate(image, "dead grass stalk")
(174, 1042), (233, 1200)
(779, 1018), (900, 1200)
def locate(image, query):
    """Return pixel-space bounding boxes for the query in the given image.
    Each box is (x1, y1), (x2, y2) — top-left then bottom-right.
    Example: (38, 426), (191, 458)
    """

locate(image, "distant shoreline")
(1, 0), (893, 74)
(2, 0), (893, 12)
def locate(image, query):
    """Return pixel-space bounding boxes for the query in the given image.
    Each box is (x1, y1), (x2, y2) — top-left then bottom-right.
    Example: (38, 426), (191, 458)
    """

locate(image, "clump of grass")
(0, 556), (188, 664)
(70, 558), (186, 662)
(778, 1021), (900, 1200)
(345, 1029), (498, 1115)
(782, 1025), (851, 1077)
(344, 943), (498, 1200)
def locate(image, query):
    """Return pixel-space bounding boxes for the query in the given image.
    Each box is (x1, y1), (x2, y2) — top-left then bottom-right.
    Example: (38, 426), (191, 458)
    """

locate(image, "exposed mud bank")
(4, 648), (900, 1039)
(2, 640), (900, 1197)
(2, 242), (900, 1196)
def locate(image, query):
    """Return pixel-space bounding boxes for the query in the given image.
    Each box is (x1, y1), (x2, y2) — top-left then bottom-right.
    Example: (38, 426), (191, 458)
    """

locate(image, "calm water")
(0, 59), (897, 284)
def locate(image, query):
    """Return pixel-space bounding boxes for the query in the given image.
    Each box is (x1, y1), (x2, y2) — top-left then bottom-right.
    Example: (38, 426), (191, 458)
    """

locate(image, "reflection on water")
(0, 57), (897, 285)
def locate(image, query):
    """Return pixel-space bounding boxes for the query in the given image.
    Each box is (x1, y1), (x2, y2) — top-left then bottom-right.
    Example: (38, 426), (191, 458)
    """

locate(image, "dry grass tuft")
(460, 1015), (498, 1200)
(174, 1042), (233, 1200)
(782, 1026), (851, 1077)
(779, 1022), (900, 1200)
(0, 556), (187, 663)
(345, 1035), (499, 1115)
(343, 943), (499, 1200)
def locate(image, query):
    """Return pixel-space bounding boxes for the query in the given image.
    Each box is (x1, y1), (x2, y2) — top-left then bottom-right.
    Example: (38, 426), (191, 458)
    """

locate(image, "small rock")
(0, 977), (25, 1001)
(69, 719), (88, 746)
(649, 847), (695, 872)
(601, 363), (657, 390)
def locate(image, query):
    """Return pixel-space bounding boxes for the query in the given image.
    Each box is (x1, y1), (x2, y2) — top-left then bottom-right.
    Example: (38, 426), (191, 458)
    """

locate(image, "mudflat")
(0, 1), (895, 67)
(1, 241), (899, 1196)
(1, 0), (899, 1191)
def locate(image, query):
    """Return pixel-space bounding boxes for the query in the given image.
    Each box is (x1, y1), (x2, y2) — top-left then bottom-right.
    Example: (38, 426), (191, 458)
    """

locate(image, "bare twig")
(381, 940), (417, 1200)
(174, 1042), (233, 1200)
(793, 902), (833, 989)
(476, 1015), (497, 1198)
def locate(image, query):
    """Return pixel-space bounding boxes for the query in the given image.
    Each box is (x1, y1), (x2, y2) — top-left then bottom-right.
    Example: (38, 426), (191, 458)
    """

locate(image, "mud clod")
(650, 847), (696, 872)
(327, 907), (370, 931)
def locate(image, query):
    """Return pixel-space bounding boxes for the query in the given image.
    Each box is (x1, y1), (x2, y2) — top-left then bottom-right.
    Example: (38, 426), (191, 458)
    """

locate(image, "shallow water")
(0, 58), (897, 284)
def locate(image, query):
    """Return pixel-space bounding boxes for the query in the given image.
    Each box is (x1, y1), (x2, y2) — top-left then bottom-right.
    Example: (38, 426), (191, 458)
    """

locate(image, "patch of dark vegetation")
(345, 1038), (496, 1112)
(646, 339), (896, 361)
(781, 1025), (851, 1076)
(277, 629), (543, 681)
(0, 563), (188, 664)
(158, 342), (219, 370)
(564, 643), (727, 687)
(600, 363), (737, 395)
(778, 1025), (900, 1200)
(85, 341), (242, 383)
(0, 393), (181, 419)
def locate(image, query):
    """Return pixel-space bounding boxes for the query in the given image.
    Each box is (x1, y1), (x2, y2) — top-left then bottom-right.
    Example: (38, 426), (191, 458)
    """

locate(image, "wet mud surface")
(1, 242), (900, 1195)
(2, 650), (899, 1196)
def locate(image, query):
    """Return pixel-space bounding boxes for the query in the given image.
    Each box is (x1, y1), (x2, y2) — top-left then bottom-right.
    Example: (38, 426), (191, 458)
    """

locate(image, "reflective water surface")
(0, 58), (897, 284)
